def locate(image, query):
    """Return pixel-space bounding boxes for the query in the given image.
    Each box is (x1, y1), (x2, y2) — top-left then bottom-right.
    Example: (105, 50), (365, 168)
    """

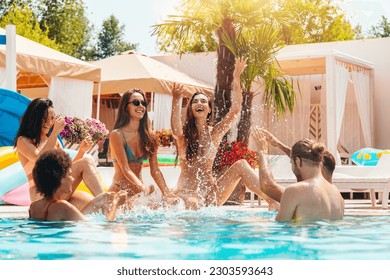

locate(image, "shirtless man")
(29, 149), (125, 221)
(251, 127), (344, 222)
(259, 129), (336, 183)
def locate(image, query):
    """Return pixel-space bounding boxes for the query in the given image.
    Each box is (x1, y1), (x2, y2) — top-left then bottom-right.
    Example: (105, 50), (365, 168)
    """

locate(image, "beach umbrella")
(92, 51), (213, 98)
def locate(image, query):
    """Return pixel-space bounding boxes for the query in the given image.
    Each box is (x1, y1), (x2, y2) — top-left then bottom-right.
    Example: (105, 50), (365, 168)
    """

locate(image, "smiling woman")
(169, 58), (278, 210)
(108, 88), (179, 205)
(13, 98), (105, 207)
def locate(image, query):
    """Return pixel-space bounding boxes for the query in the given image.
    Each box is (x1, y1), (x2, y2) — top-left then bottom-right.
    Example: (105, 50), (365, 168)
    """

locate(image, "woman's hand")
(251, 127), (268, 153)
(52, 115), (66, 135)
(143, 184), (155, 195)
(163, 191), (181, 205)
(79, 134), (93, 153)
(260, 129), (281, 147)
(233, 57), (247, 79)
(171, 82), (186, 99)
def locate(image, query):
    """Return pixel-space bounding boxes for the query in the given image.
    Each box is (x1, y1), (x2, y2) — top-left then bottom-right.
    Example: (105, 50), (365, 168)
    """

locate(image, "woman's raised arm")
(17, 116), (65, 163)
(171, 83), (186, 139)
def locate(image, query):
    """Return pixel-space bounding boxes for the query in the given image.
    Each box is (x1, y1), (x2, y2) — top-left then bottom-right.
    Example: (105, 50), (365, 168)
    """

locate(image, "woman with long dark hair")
(109, 89), (178, 204)
(171, 58), (277, 209)
(15, 98), (105, 208)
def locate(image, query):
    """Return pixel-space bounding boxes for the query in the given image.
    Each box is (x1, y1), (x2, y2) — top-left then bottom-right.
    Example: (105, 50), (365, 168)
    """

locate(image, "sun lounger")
(332, 154), (390, 209)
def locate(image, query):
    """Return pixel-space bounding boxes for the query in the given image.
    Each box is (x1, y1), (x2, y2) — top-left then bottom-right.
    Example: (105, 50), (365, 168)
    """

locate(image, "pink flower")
(60, 116), (109, 144)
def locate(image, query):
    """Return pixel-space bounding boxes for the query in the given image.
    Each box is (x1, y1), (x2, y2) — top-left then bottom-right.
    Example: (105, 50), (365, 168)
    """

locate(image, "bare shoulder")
(50, 200), (75, 212)
(110, 130), (123, 143)
(110, 129), (121, 137)
(286, 181), (311, 191)
(16, 136), (33, 147)
(47, 200), (85, 221)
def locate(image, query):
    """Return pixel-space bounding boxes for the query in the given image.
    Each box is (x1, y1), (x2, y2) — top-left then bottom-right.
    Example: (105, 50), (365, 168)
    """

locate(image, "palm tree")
(221, 22), (296, 143)
(152, 0), (296, 144)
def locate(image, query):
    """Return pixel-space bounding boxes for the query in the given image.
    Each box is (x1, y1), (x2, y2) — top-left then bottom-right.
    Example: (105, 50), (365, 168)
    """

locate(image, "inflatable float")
(0, 146), (18, 170)
(0, 88), (30, 146)
(0, 149), (106, 206)
(350, 148), (390, 166)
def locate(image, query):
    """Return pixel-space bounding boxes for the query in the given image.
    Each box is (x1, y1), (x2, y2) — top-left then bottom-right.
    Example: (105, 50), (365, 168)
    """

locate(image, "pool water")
(1, 207), (390, 260)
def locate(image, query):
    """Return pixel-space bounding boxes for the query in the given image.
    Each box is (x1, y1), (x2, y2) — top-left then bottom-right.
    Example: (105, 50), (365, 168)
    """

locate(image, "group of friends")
(14, 58), (344, 223)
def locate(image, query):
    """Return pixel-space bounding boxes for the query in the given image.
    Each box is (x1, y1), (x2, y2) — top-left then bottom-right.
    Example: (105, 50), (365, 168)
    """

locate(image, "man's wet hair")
(322, 150), (335, 175)
(291, 138), (325, 164)
(33, 149), (72, 198)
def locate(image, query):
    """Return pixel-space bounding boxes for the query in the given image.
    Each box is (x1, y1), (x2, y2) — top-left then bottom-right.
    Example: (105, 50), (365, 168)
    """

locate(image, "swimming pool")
(1, 207), (390, 260)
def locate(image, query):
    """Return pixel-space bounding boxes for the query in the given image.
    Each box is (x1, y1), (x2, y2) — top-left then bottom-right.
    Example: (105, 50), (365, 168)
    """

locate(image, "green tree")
(368, 15), (390, 38)
(274, 0), (355, 44)
(0, 0), (32, 19)
(94, 15), (138, 60)
(36, 0), (91, 57)
(0, 3), (59, 50)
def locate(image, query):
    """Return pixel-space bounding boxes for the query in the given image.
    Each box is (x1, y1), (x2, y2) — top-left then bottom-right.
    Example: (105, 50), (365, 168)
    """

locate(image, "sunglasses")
(127, 100), (148, 107)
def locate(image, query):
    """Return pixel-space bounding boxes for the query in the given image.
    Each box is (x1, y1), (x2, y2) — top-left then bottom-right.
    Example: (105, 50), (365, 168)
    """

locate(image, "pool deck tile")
(1, 199), (389, 219)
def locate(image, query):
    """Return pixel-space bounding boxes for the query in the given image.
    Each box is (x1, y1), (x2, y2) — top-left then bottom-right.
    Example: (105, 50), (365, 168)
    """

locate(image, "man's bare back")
(251, 128), (344, 223)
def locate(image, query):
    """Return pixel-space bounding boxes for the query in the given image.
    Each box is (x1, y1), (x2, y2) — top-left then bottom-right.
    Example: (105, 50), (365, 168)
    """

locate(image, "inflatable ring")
(76, 172), (107, 194)
(0, 146), (19, 170)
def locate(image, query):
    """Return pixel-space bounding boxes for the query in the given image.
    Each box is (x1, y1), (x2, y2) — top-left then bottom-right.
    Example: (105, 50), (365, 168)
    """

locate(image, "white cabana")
(272, 49), (374, 164)
(0, 27), (101, 119)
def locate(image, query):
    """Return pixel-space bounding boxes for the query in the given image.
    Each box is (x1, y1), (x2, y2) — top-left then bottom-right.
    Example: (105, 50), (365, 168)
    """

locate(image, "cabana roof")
(276, 49), (374, 76)
(0, 27), (101, 88)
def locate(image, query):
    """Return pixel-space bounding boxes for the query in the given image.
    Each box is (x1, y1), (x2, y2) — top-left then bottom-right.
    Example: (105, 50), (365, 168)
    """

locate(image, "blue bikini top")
(113, 130), (146, 163)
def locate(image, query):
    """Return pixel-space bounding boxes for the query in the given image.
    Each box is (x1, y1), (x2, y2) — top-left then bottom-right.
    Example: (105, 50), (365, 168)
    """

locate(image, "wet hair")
(183, 92), (213, 161)
(14, 98), (53, 148)
(33, 150), (72, 198)
(291, 138), (325, 164)
(322, 150), (336, 175)
(113, 88), (158, 156)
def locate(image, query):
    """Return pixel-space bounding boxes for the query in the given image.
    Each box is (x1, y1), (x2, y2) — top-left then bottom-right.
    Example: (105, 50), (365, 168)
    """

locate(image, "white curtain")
(48, 77), (93, 120)
(352, 70), (372, 147)
(153, 92), (173, 130)
(334, 63), (350, 144)
(0, 67), (6, 88)
(339, 83), (365, 154)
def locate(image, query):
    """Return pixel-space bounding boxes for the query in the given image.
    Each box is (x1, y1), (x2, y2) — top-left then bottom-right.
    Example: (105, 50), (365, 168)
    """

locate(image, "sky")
(82, 0), (390, 56)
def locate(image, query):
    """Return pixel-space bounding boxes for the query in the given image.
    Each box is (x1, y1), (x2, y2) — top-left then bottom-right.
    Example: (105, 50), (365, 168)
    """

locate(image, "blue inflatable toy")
(350, 148), (390, 166)
(0, 88), (31, 146)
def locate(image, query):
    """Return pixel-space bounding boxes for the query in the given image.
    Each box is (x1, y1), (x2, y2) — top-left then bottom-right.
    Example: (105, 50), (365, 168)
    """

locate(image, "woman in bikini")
(171, 58), (277, 209)
(108, 89), (178, 205)
(29, 149), (125, 221)
(15, 98), (105, 209)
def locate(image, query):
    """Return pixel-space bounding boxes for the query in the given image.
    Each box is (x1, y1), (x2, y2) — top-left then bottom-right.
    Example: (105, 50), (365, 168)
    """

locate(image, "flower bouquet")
(85, 118), (109, 144)
(60, 116), (109, 145)
(60, 116), (89, 144)
(155, 129), (174, 147)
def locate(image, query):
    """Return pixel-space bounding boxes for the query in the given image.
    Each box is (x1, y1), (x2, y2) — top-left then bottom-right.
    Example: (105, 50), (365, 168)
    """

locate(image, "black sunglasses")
(127, 100), (148, 107)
